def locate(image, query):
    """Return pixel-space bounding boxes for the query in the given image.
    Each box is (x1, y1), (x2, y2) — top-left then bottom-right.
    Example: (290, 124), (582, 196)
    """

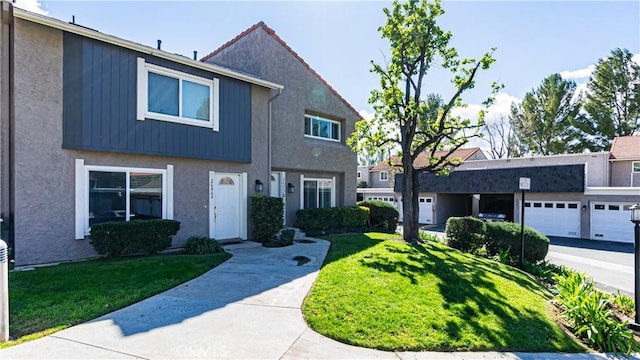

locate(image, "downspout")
(0, 3), (13, 258)
(267, 88), (282, 189)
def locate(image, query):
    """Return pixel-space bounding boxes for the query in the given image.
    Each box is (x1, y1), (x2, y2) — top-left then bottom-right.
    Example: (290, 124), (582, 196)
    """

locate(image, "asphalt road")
(547, 237), (634, 296)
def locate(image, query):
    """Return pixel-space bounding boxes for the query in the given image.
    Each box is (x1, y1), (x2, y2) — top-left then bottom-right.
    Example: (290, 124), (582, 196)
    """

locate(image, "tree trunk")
(401, 158), (420, 242)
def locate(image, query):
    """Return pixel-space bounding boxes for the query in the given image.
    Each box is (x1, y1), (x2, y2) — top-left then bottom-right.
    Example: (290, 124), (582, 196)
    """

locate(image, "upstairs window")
(633, 161), (640, 173)
(137, 58), (219, 130)
(380, 171), (389, 181)
(304, 114), (340, 142)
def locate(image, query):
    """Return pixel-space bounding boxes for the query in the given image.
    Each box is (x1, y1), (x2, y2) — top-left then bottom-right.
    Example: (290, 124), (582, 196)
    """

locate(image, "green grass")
(2, 252), (230, 348)
(303, 233), (584, 352)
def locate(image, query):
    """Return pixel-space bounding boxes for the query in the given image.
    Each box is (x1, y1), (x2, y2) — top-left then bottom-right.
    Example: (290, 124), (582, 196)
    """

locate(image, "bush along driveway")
(303, 232), (584, 352)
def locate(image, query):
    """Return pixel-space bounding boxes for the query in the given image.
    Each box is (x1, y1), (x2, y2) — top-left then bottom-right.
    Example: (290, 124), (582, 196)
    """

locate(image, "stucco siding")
(460, 152), (609, 187)
(205, 27), (358, 209)
(11, 20), (271, 265)
(610, 161), (635, 187)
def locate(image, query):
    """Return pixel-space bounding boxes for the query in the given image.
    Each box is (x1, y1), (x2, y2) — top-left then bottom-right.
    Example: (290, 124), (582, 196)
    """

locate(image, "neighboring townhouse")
(0, 5), (288, 265)
(394, 136), (640, 243)
(201, 22), (360, 226)
(357, 147), (486, 224)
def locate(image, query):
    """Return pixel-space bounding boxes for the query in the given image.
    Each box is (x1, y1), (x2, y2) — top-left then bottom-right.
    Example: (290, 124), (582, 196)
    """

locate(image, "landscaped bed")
(303, 232), (584, 352)
(2, 252), (230, 348)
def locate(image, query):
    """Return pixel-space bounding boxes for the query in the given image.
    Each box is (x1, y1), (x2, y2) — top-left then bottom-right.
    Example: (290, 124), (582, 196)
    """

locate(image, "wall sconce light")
(287, 182), (295, 193)
(255, 179), (264, 192)
(582, 205), (587, 211)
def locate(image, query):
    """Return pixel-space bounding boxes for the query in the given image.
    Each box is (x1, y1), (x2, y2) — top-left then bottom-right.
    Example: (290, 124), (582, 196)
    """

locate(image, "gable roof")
(13, 7), (282, 91)
(609, 136), (640, 160)
(371, 147), (484, 171)
(200, 21), (361, 120)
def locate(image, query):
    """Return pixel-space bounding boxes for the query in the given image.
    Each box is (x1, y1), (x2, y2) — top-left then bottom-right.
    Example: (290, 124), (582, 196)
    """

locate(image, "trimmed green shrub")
(183, 235), (224, 254)
(296, 206), (370, 235)
(251, 195), (284, 242)
(356, 200), (398, 231)
(90, 219), (180, 257)
(445, 216), (486, 253)
(485, 221), (549, 263)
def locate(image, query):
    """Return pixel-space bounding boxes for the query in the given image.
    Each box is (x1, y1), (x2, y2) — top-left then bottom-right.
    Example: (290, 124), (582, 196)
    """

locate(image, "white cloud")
(560, 65), (595, 80)
(451, 91), (519, 125)
(358, 109), (373, 121)
(14, 0), (47, 15)
(633, 54), (640, 65)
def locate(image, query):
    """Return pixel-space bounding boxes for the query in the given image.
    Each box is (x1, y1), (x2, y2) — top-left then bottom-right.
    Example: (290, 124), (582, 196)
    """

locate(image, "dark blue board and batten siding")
(62, 33), (252, 162)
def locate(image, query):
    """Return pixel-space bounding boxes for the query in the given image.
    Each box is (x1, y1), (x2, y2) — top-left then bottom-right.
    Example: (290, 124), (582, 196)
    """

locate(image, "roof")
(200, 21), (361, 120)
(12, 7), (283, 90)
(371, 147), (483, 171)
(609, 136), (640, 160)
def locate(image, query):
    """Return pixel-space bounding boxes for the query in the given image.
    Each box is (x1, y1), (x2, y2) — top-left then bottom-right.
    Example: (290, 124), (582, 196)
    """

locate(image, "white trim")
(584, 187), (640, 196)
(13, 8), (283, 91)
(137, 58), (218, 130)
(136, 58), (147, 121)
(212, 78), (220, 132)
(241, 172), (248, 239)
(208, 171), (215, 239)
(166, 165), (174, 219)
(356, 187), (396, 194)
(300, 174), (305, 210)
(81, 164), (168, 235)
(379, 171), (389, 181)
(75, 159), (85, 239)
(331, 176), (336, 207)
(304, 114), (341, 142)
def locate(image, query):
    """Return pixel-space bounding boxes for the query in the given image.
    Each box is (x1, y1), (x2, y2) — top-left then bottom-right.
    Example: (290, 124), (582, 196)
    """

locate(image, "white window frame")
(633, 161), (640, 173)
(137, 57), (219, 131)
(380, 171), (389, 181)
(304, 114), (341, 142)
(75, 159), (174, 238)
(300, 175), (336, 209)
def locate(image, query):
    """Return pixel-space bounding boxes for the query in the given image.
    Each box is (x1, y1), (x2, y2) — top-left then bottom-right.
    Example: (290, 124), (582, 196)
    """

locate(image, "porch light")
(631, 203), (640, 223)
(255, 179), (264, 193)
(287, 183), (295, 193)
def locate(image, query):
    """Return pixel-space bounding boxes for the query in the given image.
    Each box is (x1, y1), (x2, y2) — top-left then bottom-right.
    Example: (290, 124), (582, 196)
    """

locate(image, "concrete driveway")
(0, 237), (619, 359)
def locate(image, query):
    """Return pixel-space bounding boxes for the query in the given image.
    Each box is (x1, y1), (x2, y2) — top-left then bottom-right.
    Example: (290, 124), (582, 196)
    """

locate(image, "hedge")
(356, 200), (399, 231)
(296, 206), (369, 235)
(251, 195), (284, 242)
(445, 216), (486, 252)
(90, 219), (180, 257)
(485, 221), (550, 263)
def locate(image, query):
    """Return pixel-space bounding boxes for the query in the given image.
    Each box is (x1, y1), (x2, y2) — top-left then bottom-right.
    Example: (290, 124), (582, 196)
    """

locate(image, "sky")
(16, 0), (640, 126)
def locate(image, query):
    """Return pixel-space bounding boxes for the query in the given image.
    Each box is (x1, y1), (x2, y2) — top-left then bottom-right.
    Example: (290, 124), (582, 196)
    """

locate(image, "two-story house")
(0, 5), (357, 265)
(201, 22), (360, 226)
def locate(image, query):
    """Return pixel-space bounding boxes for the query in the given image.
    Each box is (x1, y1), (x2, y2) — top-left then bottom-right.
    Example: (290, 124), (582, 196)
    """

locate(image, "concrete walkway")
(0, 239), (625, 359)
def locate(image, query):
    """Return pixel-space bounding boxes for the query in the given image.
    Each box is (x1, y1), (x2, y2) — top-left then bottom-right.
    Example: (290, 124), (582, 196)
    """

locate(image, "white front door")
(270, 173), (281, 197)
(210, 173), (242, 240)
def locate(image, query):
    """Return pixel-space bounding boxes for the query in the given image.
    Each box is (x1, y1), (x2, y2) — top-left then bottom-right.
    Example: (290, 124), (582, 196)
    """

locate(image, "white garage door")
(591, 203), (634, 243)
(395, 197), (433, 224)
(418, 197), (434, 224)
(522, 201), (580, 238)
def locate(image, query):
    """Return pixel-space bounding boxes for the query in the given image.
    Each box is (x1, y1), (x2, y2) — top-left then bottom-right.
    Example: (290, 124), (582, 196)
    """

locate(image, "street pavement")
(547, 237), (634, 296)
(0, 236), (630, 359)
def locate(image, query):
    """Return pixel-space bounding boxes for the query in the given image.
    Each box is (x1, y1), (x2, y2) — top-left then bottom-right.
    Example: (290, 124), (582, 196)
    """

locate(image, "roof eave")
(13, 7), (283, 91)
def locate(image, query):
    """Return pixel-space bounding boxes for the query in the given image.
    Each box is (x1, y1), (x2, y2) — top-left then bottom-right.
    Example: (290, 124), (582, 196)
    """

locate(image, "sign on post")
(519, 177), (531, 190)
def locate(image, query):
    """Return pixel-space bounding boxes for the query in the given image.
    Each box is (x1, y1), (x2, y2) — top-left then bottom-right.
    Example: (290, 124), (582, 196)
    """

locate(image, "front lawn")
(303, 232), (583, 352)
(3, 252), (230, 347)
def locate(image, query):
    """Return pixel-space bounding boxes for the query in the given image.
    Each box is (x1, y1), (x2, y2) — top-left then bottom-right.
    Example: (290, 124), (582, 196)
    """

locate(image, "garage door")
(396, 197), (433, 224)
(591, 203), (634, 243)
(418, 197), (434, 224)
(522, 201), (580, 238)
